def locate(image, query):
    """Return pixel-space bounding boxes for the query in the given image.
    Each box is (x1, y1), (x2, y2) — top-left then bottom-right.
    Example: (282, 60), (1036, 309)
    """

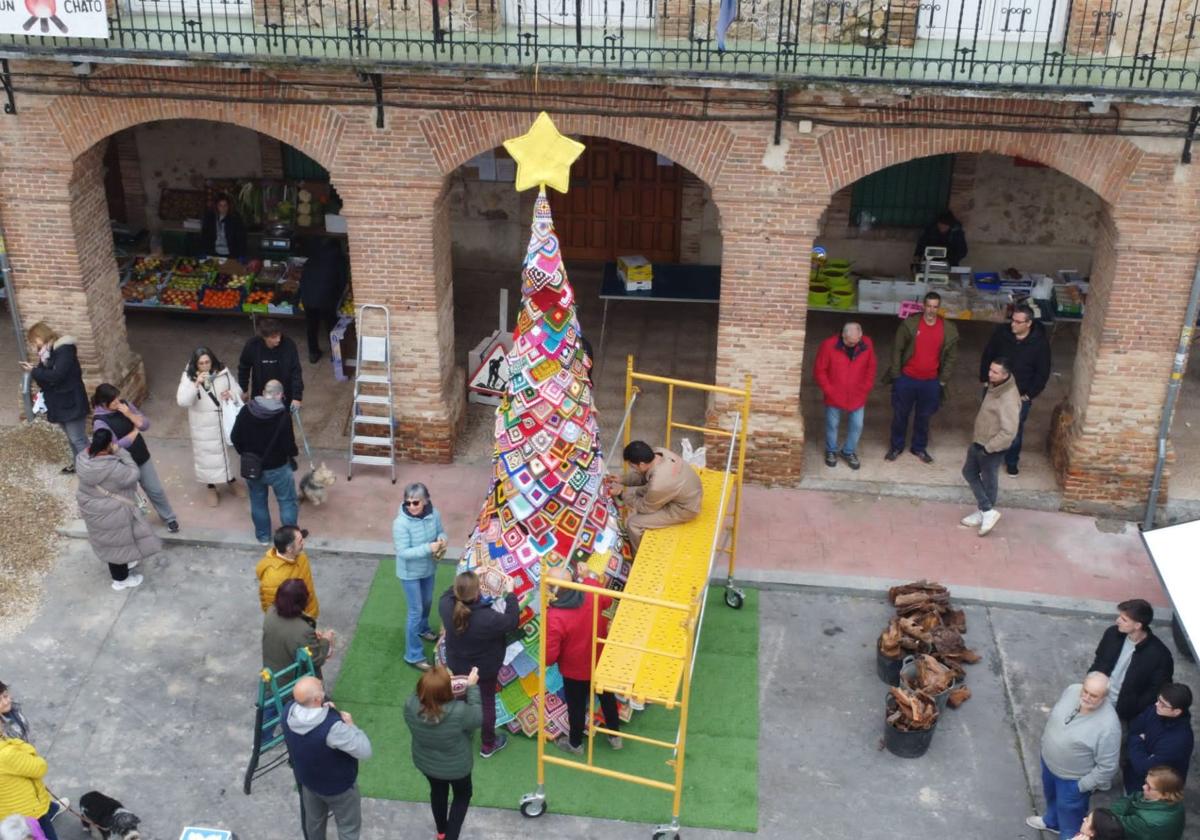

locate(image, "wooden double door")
(548, 138), (682, 263)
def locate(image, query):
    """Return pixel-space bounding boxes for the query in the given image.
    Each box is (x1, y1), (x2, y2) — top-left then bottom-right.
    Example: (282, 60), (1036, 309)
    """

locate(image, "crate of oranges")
(199, 287), (244, 312)
(243, 288), (274, 314)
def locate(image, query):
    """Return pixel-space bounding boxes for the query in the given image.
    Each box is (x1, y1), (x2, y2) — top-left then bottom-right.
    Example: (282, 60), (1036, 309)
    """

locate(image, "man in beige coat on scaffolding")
(606, 440), (704, 552)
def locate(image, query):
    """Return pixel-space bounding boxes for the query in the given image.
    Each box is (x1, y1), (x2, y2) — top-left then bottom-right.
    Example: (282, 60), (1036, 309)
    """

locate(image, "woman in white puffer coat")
(176, 346), (247, 507)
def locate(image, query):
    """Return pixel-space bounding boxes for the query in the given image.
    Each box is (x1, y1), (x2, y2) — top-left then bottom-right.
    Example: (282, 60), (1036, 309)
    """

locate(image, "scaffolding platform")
(594, 468), (734, 707)
(520, 357), (750, 839)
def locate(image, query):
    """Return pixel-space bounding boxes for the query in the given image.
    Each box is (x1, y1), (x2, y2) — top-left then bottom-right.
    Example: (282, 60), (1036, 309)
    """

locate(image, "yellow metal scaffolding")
(519, 357), (751, 839)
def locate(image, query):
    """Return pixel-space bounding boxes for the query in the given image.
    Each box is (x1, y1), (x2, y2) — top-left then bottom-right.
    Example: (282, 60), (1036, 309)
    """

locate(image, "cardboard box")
(617, 255), (653, 282)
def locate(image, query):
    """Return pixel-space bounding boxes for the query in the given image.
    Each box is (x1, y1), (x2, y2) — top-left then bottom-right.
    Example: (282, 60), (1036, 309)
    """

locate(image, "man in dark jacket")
(283, 675), (372, 840)
(231, 380), (299, 545)
(1089, 598), (1174, 723)
(914, 210), (968, 266)
(238, 318), (304, 407)
(1122, 682), (1194, 793)
(978, 304), (1051, 475)
(299, 239), (347, 364)
(813, 322), (876, 470)
(200, 194), (248, 260)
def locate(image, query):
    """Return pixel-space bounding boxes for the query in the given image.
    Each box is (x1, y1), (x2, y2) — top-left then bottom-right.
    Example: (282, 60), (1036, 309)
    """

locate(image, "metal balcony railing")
(1, 0), (1200, 95)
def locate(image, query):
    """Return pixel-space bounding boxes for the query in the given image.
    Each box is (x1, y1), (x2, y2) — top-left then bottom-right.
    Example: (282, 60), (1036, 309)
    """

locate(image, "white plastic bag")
(220, 393), (244, 447)
(31, 391), (46, 415)
(680, 438), (707, 469)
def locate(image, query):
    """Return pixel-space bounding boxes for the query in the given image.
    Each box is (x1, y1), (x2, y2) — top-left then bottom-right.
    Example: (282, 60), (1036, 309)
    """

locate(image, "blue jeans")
(401, 574), (436, 664)
(1041, 758), (1090, 840)
(38, 801), (60, 840)
(824, 406), (865, 455)
(890, 375), (941, 453)
(1006, 398), (1033, 467)
(246, 464), (299, 543)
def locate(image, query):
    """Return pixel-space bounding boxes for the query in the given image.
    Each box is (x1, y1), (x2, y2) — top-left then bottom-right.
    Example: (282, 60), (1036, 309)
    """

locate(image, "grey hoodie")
(285, 702), (373, 760)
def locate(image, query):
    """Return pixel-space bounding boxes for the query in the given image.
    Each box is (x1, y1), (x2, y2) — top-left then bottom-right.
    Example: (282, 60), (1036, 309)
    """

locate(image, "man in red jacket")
(813, 322), (877, 470)
(544, 565), (622, 754)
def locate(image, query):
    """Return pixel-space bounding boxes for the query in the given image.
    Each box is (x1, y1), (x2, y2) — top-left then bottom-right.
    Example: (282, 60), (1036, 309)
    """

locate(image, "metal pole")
(1143, 256), (1200, 530)
(0, 226), (33, 422)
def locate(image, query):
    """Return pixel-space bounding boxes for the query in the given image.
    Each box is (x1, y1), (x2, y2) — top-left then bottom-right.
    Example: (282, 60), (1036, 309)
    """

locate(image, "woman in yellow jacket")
(0, 737), (63, 840)
(255, 525), (320, 618)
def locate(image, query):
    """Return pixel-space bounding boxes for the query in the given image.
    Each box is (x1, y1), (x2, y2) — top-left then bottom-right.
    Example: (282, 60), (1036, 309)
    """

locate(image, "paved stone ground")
(7, 540), (1199, 839)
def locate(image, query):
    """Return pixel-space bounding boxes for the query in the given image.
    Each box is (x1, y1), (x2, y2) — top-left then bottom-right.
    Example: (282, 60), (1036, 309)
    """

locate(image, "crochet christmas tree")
(455, 114), (633, 737)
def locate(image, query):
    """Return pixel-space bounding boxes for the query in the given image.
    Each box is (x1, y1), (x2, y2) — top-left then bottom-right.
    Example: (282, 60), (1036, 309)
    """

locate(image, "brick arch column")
(0, 126), (146, 402)
(816, 123), (1200, 514)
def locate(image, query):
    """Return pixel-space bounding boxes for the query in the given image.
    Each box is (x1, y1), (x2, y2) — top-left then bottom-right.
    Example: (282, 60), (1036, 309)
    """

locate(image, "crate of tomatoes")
(199, 287), (245, 312)
(242, 288), (274, 314)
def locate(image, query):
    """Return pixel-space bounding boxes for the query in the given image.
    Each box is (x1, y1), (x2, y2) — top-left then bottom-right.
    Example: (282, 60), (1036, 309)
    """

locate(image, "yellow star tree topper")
(503, 112), (585, 193)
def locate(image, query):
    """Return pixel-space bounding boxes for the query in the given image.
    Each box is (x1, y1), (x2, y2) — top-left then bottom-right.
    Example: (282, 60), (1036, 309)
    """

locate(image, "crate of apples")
(243, 288), (273, 313)
(159, 287), (199, 309)
(200, 288), (243, 311)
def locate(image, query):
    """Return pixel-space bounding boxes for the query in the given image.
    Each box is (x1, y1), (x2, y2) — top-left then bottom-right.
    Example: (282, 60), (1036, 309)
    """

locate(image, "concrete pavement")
(99, 436), (1170, 613)
(7, 541), (1199, 839)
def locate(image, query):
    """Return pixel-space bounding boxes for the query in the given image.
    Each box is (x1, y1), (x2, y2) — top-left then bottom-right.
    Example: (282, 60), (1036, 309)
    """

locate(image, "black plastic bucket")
(884, 694), (937, 758)
(877, 647), (903, 685)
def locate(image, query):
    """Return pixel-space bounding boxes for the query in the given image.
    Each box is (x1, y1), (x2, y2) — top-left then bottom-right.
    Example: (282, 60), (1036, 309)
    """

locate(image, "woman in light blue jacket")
(394, 482), (448, 671)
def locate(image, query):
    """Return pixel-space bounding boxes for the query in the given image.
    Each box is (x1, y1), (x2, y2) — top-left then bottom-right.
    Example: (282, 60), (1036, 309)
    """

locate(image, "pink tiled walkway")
(142, 440), (1165, 607)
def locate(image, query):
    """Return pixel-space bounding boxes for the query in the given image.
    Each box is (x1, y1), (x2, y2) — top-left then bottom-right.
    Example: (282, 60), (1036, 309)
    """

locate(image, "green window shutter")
(850, 154), (955, 228)
(282, 144), (331, 182)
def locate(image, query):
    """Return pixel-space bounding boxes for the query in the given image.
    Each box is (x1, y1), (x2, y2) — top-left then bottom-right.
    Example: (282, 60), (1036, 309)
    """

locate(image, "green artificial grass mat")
(334, 558), (759, 832)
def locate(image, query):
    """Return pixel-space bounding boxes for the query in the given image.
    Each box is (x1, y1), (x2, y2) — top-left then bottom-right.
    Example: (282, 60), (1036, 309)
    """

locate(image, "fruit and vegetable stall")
(119, 255), (355, 320)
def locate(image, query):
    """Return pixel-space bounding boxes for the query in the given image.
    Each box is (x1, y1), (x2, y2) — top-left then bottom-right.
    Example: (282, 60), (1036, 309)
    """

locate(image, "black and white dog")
(79, 790), (142, 840)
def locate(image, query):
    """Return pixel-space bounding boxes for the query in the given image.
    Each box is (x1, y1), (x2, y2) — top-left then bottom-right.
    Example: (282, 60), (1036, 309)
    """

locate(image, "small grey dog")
(299, 462), (336, 505)
(79, 790), (141, 840)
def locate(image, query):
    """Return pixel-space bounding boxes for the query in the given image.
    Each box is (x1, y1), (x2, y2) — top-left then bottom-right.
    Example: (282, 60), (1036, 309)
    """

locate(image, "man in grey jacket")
(283, 676), (373, 840)
(1026, 672), (1121, 839)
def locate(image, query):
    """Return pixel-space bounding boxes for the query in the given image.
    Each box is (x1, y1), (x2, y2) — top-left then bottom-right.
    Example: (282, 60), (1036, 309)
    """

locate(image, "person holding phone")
(20, 322), (88, 474)
(404, 665), (482, 840)
(90, 383), (179, 533)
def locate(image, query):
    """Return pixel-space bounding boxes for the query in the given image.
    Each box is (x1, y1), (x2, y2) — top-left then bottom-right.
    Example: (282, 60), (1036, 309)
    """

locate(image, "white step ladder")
(348, 304), (396, 484)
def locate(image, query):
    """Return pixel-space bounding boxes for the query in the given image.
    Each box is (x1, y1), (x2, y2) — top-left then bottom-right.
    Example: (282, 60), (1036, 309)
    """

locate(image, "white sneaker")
(112, 574), (143, 591)
(960, 511), (983, 527)
(52, 796), (69, 818)
(127, 560), (139, 570)
(1025, 815), (1049, 832)
(978, 510), (1002, 536)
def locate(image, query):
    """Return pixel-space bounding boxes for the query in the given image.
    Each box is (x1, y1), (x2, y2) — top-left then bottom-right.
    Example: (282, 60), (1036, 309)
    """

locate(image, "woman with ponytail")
(437, 571), (519, 758)
(75, 428), (162, 591)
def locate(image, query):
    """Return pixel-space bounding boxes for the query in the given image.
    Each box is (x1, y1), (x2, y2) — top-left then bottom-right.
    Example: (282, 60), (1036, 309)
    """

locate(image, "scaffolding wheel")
(519, 792), (547, 818)
(724, 586), (744, 610)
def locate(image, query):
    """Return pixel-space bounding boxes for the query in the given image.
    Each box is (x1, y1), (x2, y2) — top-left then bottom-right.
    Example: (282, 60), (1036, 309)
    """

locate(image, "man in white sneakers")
(961, 358), (1021, 536)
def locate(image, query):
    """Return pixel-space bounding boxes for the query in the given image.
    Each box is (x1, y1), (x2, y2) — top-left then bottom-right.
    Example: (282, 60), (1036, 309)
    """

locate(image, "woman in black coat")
(201, 194), (248, 260)
(21, 322), (89, 473)
(438, 570), (519, 759)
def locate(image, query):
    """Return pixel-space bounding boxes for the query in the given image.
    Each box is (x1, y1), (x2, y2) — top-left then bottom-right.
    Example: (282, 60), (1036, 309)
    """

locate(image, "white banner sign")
(0, 0), (109, 38)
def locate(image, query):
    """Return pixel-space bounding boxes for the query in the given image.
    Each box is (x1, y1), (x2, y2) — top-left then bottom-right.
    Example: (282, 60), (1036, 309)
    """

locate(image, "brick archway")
(418, 100), (734, 188)
(817, 126), (1141, 207)
(47, 67), (345, 175)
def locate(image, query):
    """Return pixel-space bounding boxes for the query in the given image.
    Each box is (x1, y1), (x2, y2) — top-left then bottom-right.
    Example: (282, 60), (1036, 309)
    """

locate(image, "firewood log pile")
(886, 686), (938, 731)
(878, 580), (980, 707)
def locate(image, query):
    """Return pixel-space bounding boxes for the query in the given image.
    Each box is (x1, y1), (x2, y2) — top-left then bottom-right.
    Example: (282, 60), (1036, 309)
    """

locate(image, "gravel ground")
(0, 420), (76, 635)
